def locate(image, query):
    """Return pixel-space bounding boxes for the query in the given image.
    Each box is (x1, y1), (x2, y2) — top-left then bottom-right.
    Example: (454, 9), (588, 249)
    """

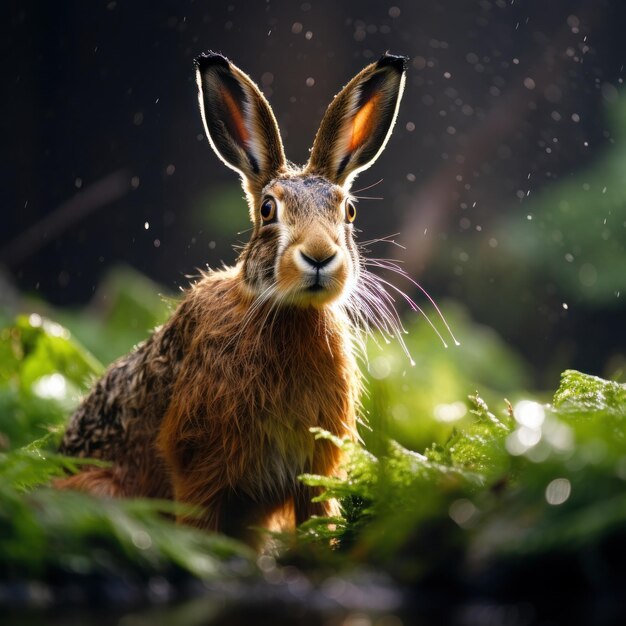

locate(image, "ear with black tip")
(305, 53), (407, 188)
(195, 52), (286, 196)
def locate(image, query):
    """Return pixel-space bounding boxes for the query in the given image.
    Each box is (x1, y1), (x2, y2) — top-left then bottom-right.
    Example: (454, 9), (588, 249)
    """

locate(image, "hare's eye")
(345, 201), (357, 224)
(260, 197), (277, 223)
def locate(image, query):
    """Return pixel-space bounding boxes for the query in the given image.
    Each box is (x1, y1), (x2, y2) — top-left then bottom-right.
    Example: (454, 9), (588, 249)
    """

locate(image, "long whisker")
(347, 271), (415, 365)
(359, 274), (408, 336)
(366, 259), (460, 346)
(363, 270), (449, 349)
(357, 233), (406, 250)
(351, 178), (384, 194)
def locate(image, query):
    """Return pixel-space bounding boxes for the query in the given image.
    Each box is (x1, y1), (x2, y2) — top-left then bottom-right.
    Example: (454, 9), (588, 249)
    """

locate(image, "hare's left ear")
(306, 54), (407, 189)
(195, 52), (286, 196)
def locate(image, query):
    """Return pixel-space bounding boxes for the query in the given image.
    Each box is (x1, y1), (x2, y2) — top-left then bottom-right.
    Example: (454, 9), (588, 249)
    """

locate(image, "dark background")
(2, 0), (625, 387)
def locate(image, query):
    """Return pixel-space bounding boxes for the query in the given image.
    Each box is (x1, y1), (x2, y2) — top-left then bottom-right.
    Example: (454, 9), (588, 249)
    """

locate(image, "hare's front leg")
(161, 428), (270, 544)
(165, 446), (227, 531)
(171, 475), (224, 532)
(158, 420), (227, 531)
(173, 472), (284, 548)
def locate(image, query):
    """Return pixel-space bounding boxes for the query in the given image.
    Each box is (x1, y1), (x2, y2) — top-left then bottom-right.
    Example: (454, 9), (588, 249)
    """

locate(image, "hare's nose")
(299, 250), (337, 270)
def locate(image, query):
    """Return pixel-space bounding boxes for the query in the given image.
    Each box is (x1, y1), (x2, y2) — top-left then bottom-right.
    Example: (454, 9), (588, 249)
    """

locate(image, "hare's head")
(196, 52), (406, 308)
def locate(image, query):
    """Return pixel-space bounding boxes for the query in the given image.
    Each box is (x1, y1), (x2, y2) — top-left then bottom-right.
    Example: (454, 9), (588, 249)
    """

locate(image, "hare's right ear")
(195, 52), (286, 196)
(306, 54), (407, 189)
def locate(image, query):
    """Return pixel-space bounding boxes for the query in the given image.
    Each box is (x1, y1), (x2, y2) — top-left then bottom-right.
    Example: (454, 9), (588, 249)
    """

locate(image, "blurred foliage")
(362, 301), (531, 452)
(1, 446), (252, 581)
(455, 95), (626, 315)
(497, 94), (626, 305)
(0, 314), (102, 449)
(192, 183), (250, 244)
(55, 265), (173, 364)
(297, 370), (626, 590)
(0, 309), (253, 583)
(1, 267), (625, 619)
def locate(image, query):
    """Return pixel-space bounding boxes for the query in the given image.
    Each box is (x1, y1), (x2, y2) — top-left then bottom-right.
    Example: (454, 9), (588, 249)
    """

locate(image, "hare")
(58, 51), (407, 547)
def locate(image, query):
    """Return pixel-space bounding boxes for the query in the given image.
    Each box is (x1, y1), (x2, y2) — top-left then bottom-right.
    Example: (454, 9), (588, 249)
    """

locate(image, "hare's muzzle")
(277, 239), (350, 307)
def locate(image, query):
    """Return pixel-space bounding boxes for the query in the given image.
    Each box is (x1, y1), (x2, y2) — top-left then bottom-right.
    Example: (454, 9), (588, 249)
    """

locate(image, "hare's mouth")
(305, 271), (329, 292)
(299, 275), (346, 306)
(306, 283), (325, 293)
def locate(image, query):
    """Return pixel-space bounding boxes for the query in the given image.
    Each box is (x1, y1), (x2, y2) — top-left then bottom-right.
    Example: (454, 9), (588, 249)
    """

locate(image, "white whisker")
(351, 178), (384, 194)
(366, 259), (460, 346)
(345, 270), (415, 365)
(364, 270), (449, 349)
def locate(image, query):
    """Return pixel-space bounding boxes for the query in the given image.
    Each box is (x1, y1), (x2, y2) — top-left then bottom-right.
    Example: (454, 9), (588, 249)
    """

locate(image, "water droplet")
(514, 401), (545, 429)
(545, 478), (571, 505)
(33, 373), (68, 400)
(579, 263), (597, 287)
(449, 498), (477, 527)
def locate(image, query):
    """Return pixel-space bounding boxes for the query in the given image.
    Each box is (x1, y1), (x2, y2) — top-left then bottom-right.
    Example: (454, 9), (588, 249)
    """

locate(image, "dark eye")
(345, 200), (357, 223)
(260, 197), (277, 223)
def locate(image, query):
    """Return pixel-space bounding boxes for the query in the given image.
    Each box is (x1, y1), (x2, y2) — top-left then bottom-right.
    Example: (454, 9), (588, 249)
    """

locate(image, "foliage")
(1, 268), (626, 610)
(1, 446), (252, 581)
(362, 300), (531, 452)
(296, 369), (626, 588)
(449, 93), (626, 310)
(55, 265), (173, 364)
(0, 314), (102, 449)
(0, 312), (253, 583)
(428, 94), (626, 390)
(497, 96), (626, 306)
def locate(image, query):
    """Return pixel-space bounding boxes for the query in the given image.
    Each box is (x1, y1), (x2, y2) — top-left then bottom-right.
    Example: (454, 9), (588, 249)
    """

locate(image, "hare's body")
(59, 51), (407, 545)
(60, 266), (358, 537)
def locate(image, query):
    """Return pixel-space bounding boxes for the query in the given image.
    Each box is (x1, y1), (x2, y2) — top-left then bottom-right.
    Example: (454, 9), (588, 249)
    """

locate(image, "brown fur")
(158, 270), (358, 540)
(58, 51), (407, 548)
(54, 467), (125, 497)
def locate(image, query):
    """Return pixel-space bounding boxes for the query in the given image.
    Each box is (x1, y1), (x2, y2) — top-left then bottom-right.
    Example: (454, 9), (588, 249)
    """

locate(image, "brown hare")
(58, 51), (407, 547)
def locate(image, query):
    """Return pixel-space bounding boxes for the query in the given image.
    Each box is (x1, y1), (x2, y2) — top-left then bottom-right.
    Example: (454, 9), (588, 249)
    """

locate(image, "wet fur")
(58, 51), (406, 547)
(59, 265), (358, 545)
